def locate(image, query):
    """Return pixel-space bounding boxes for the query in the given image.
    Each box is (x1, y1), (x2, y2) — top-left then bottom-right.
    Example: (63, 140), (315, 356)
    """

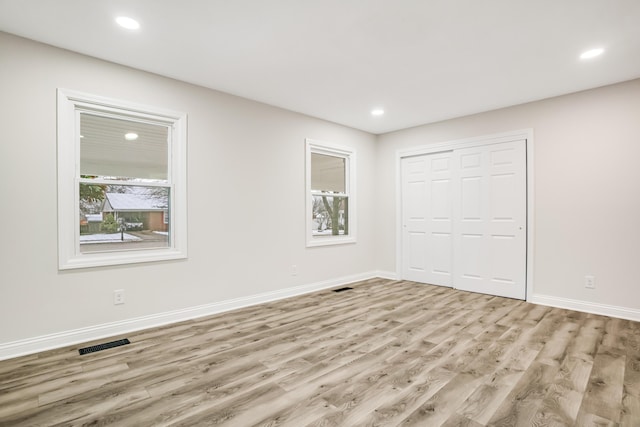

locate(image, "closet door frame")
(395, 129), (535, 301)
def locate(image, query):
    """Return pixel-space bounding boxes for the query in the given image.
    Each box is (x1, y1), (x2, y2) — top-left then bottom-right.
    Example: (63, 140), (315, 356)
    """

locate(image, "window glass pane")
(80, 113), (169, 181)
(311, 153), (345, 193)
(311, 195), (348, 236)
(79, 184), (169, 253)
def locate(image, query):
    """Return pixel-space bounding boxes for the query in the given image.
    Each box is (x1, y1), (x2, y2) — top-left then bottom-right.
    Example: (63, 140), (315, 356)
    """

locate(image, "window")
(57, 89), (187, 269)
(306, 139), (356, 247)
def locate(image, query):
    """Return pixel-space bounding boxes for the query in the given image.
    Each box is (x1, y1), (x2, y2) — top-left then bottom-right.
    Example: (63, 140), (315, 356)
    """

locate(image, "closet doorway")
(400, 133), (529, 300)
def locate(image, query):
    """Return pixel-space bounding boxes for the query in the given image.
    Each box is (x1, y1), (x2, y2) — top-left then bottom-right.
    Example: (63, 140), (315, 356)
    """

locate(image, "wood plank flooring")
(1, 278), (639, 426)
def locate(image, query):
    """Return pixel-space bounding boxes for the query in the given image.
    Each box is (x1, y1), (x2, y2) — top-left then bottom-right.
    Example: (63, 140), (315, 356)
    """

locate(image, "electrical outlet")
(114, 289), (125, 305)
(585, 275), (595, 289)
(291, 265), (298, 276)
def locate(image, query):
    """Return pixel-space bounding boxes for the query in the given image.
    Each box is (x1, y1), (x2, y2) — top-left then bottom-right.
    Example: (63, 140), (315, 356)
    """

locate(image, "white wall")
(2, 30), (639, 358)
(0, 32), (378, 354)
(376, 78), (640, 317)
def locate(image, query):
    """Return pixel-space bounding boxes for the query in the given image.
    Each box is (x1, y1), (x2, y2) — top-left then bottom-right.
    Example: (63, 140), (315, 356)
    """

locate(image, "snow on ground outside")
(79, 233), (142, 243)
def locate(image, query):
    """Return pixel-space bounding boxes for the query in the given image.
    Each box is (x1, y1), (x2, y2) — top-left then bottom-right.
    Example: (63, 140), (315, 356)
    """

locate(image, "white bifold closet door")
(401, 140), (526, 300)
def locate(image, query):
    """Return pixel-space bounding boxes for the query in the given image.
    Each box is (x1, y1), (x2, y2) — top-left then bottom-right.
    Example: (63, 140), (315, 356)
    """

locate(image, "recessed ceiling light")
(371, 109), (385, 116)
(116, 16), (140, 30)
(124, 132), (139, 141)
(580, 48), (604, 60)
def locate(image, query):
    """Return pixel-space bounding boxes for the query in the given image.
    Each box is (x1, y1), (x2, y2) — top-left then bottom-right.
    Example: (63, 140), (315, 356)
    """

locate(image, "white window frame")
(57, 89), (188, 269)
(306, 139), (356, 247)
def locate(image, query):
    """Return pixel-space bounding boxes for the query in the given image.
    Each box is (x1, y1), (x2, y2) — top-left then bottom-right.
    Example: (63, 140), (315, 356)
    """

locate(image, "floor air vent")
(333, 287), (353, 293)
(79, 338), (130, 355)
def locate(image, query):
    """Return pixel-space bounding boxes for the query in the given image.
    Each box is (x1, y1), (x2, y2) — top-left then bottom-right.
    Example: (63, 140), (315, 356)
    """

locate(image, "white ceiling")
(1, 0), (640, 134)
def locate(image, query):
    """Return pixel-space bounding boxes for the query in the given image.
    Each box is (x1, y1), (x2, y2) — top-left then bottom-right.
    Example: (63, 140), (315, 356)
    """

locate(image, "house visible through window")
(79, 113), (171, 253)
(58, 89), (187, 269)
(306, 139), (356, 247)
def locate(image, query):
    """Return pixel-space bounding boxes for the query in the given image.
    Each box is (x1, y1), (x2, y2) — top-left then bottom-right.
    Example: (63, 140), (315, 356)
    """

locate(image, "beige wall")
(0, 32), (378, 348)
(376, 78), (640, 313)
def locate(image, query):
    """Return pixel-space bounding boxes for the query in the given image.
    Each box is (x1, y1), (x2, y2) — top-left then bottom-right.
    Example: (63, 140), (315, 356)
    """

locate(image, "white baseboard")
(11, 277), (634, 362)
(0, 272), (379, 361)
(529, 294), (640, 322)
(375, 270), (399, 280)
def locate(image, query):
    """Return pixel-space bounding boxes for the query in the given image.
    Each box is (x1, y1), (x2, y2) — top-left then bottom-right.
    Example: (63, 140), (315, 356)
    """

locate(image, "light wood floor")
(1, 279), (639, 426)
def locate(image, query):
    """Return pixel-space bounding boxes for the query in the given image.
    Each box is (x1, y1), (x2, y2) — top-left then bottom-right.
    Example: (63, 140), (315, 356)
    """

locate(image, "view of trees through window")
(311, 195), (348, 236)
(310, 151), (350, 237)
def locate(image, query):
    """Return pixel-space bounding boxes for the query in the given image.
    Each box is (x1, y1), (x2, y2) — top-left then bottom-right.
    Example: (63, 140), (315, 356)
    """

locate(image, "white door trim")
(395, 129), (535, 301)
